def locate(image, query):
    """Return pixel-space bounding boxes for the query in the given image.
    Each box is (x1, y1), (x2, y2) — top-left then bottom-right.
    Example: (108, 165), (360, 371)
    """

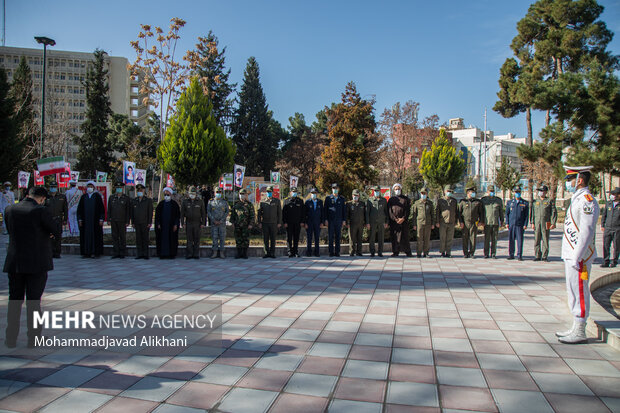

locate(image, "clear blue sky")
(7, 0), (620, 138)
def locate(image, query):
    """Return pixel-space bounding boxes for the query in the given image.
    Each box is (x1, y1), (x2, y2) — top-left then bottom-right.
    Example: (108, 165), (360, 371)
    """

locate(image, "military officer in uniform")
(324, 183), (346, 257)
(131, 183), (153, 259)
(304, 188), (324, 257)
(388, 183), (412, 257)
(412, 187), (435, 258)
(436, 185), (457, 257)
(207, 187), (229, 259)
(1, 181), (16, 234)
(600, 187), (620, 268)
(231, 188), (255, 259)
(282, 187), (305, 258)
(481, 185), (504, 259)
(557, 166), (599, 344)
(346, 189), (366, 256)
(258, 185), (281, 258)
(46, 181), (68, 258)
(366, 186), (388, 257)
(458, 186), (484, 258)
(531, 184), (557, 262)
(181, 186), (206, 259)
(107, 181), (131, 259)
(505, 185), (529, 260)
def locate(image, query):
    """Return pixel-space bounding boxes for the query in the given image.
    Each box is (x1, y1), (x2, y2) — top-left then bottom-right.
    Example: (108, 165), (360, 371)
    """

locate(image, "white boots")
(555, 319), (576, 338)
(557, 320), (588, 344)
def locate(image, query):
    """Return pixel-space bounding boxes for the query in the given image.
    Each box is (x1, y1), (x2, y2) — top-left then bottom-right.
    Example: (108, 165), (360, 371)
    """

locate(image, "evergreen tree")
(231, 57), (277, 179)
(9, 57), (36, 171)
(75, 49), (114, 177)
(190, 31), (236, 129)
(0, 68), (20, 183)
(316, 82), (381, 198)
(419, 129), (466, 192)
(495, 157), (522, 201)
(159, 77), (235, 187)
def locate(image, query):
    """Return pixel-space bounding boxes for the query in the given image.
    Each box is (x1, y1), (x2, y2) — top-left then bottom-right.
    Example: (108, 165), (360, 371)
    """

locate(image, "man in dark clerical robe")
(155, 187), (180, 259)
(77, 181), (105, 258)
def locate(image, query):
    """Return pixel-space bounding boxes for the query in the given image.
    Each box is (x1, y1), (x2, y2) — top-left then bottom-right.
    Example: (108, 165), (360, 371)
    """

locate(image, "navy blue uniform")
(324, 194), (346, 256)
(506, 199), (529, 259)
(304, 198), (324, 256)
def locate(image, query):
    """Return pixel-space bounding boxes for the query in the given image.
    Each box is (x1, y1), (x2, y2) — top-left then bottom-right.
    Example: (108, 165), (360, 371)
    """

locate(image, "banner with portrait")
(96, 171), (108, 182)
(17, 171), (30, 189)
(234, 165), (246, 188)
(135, 169), (146, 187)
(123, 161), (136, 186)
(289, 175), (299, 189)
(34, 170), (44, 186)
(270, 171), (280, 183)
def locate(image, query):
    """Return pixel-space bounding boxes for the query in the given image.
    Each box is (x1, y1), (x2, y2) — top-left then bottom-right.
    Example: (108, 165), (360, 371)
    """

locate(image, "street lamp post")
(34, 36), (55, 159)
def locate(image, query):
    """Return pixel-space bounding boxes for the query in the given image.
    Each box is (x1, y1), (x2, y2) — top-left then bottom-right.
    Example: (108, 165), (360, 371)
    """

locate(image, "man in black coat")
(76, 181), (105, 258)
(3, 187), (60, 348)
(155, 187), (180, 258)
(282, 187), (306, 257)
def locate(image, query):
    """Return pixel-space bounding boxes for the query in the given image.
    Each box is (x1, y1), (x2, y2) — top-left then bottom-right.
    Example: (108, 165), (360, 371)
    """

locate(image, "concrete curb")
(588, 270), (620, 351)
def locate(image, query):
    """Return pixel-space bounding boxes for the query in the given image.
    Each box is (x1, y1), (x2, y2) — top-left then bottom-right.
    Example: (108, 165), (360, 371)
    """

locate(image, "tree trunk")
(526, 107), (533, 146)
(545, 110), (550, 127)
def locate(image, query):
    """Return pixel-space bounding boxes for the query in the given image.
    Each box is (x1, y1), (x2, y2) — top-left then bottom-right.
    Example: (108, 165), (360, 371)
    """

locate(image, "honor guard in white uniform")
(557, 166), (599, 344)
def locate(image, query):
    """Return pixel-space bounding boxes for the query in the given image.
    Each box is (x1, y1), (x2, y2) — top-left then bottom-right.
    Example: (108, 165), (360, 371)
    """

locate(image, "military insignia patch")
(584, 194), (593, 202)
(583, 204), (593, 215)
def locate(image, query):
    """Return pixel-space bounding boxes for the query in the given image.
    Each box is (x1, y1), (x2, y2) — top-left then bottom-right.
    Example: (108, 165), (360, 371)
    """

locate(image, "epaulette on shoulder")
(584, 194), (593, 202)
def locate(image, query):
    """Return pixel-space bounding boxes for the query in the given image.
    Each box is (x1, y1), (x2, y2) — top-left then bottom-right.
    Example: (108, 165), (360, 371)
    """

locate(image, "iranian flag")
(37, 156), (66, 176)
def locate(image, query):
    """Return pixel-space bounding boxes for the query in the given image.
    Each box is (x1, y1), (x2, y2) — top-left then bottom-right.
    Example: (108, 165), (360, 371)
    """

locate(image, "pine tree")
(495, 157), (522, 201)
(75, 49), (113, 177)
(316, 82), (381, 198)
(190, 31), (236, 129)
(419, 129), (466, 192)
(231, 57), (277, 179)
(8, 57), (34, 172)
(158, 77), (235, 187)
(0, 68), (20, 183)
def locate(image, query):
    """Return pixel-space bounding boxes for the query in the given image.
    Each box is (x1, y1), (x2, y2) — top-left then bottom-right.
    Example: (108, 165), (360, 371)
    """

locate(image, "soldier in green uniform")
(131, 183), (153, 259)
(412, 187), (436, 257)
(458, 185), (485, 258)
(181, 186), (206, 259)
(46, 181), (68, 258)
(366, 186), (388, 257)
(107, 181), (131, 259)
(346, 189), (366, 256)
(207, 187), (229, 259)
(258, 185), (281, 258)
(481, 185), (504, 259)
(435, 185), (457, 257)
(531, 184), (557, 261)
(231, 188), (255, 259)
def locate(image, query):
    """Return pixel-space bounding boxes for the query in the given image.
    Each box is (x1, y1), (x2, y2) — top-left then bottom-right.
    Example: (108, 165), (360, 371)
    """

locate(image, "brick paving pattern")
(0, 228), (619, 412)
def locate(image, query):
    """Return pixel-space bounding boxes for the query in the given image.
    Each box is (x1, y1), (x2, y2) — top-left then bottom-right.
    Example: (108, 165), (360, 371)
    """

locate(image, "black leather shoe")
(4, 339), (16, 348)
(534, 257), (541, 261)
(601, 262), (610, 268)
(391, 253), (399, 257)
(611, 262), (617, 268)
(377, 253), (383, 257)
(507, 256), (514, 260)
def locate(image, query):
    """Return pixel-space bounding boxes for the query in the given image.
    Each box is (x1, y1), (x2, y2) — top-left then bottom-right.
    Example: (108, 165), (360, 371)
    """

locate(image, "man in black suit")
(3, 187), (60, 348)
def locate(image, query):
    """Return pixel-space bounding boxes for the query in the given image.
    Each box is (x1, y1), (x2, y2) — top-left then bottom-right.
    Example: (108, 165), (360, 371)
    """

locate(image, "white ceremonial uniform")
(65, 186), (82, 235)
(0, 189), (16, 232)
(561, 187), (599, 321)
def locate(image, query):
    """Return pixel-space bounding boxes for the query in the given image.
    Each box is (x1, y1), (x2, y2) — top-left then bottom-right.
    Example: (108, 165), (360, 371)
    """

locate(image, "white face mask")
(291, 192), (297, 198)
(538, 191), (545, 198)
(353, 196), (359, 202)
(86, 187), (94, 194)
(394, 189), (401, 196)
(421, 194), (427, 200)
(469, 192), (476, 198)
(374, 191), (381, 197)
(164, 195), (171, 201)
(215, 193), (222, 199)
(311, 193), (317, 200)
(445, 192), (452, 198)
(609, 194), (615, 201)
(189, 194), (196, 199)
(565, 179), (577, 193)
(137, 191), (144, 197)
(332, 189), (339, 195)
(239, 194), (246, 201)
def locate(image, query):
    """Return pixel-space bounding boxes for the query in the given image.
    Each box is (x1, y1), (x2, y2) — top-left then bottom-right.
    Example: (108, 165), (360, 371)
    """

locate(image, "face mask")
(610, 195), (616, 201)
(164, 195), (171, 201)
(565, 180), (576, 193)
(215, 193), (222, 199)
(489, 192), (495, 197)
(189, 194), (196, 199)
(421, 194), (427, 200)
(116, 188), (122, 194)
(446, 192), (452, 198)
(86, 187), (94, 194)
(311, 194), (317, 200)
(137, 191), (144, 197)
(374, 191), (381, 197)
(50, 188), (57, 193)
(353, 196), (359, 202)
(394, 189), (401, 196)
(291, 192), (297, 198)
(5, 186), (10, 191)
(470, 192), (476, 198)
(332, 189), (339, 195)
(538, 191), (545, 198)
(267, 192), (273, 198)
(515, 192), (521, 199)
(239, 194), (246, 201)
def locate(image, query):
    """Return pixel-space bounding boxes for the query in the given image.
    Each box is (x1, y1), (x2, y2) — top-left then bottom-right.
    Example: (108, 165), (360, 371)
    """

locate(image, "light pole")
(34, 36), (55, 158)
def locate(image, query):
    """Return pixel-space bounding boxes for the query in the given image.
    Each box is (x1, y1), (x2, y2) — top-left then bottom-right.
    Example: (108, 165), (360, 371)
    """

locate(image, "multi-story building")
(0, 46), (149, 166)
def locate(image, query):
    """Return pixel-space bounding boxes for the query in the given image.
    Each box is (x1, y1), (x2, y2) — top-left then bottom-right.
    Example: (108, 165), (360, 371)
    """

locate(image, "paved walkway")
(0, 228), (618, 413)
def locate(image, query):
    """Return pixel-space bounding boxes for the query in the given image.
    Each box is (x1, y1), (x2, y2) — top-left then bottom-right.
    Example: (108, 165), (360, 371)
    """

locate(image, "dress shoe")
(534, 257), (541, 261)
(391, 253), (399, 257)
(377, 253), (383, 257)
(356, 253), (363, 257)
(611, 262), (617, 268)
(335, 253), (340, 257)
(601, 262), (609, 268)
(507, 256), (515, 260)
(4, 339), (16, 348)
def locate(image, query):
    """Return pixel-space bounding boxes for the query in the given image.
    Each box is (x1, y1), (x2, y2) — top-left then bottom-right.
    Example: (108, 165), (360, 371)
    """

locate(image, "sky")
(6, 0), (620, 138)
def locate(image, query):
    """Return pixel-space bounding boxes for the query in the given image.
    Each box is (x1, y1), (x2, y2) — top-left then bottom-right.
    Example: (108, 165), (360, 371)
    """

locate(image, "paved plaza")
(0, 228), (619, 413)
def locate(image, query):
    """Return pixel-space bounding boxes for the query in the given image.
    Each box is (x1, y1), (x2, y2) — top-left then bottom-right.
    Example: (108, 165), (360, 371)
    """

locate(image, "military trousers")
(439, 223), (455, 255)
(111, 220), (127, 257)
(51, 218), (63, 257)
(134, 224), (150, 258)
(306, 224), (321, 256)
(262, 223), (277, 256)
(234, 226), (251, 249)
(483, 225), (499, 257)
(368, 222), (385, 254)
(211, 224), (226, 251)
(186, 222), (201, 258)
(348, 224), (363, 255)
(462, 224), (478, 256)
(416, 224), (432, 256)
(328, 220), (343, 255)
(533, 223), (550, 259)
(564, 258), (592, 321)
(602, 229), (619, 265)
(508, 225), (524, 259)
(286, 222), (302, 256)
(390, 223), (411, 255)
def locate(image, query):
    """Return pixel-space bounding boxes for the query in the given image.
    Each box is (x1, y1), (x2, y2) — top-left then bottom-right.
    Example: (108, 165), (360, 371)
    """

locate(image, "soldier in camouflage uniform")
(207, 187), (229, 259)
(46, 181), (68, 258)
(258, 185), (282, 258)
(231, 188), (255, 259)
(346, 189), (366, 256)
(481, 185), (504, 259)
(436, 185), (457, 257)
(107, 181), (131, 259)
(531, 184), (557, 262)
(411, 186), (436, 257)
(181, 186), (206, 259)
(458, 185), (485, 258)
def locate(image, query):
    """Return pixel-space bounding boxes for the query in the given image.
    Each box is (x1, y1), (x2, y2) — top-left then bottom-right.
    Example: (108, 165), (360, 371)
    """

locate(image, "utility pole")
(483, 108), (487, 187)
(35, 36), (56, 159)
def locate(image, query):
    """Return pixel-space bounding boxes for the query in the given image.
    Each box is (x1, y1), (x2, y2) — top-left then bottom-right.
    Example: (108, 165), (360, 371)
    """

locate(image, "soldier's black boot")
(235, 248), (241, 259)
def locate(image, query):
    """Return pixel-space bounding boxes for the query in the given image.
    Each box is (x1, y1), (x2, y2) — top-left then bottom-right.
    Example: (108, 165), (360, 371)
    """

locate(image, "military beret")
(373, 185), (381, 191)
(420, 187), (428, 193)
(538, 185), (549, 192)
(331, 183), (339, 188)
(609, 187), (620, 195)
(215, 187), (222, 193)
(239, 188), (249, 194)
(49, 181), (58, 187)
(290, 187), (298, 192)
(114, 181), (125, 187)
(136, 183), (146, 190)
(310, 188), (318, 193)
(352, 189), (360, 195)
(266, 185), (274, 192)
(487, 185), (495, 192)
